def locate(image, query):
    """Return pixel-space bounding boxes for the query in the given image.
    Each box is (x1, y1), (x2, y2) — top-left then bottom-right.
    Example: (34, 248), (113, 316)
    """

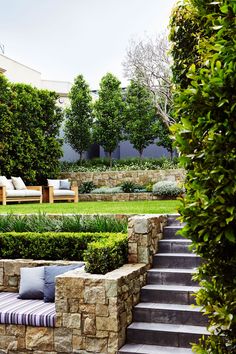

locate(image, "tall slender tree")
(64, 75), (93, 163)
(124, 80), (157, 159)
(93, 73), (124, 167)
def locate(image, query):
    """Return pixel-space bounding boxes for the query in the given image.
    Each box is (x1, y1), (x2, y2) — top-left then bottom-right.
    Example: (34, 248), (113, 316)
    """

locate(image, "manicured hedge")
(84, 233), (128, 274)
(0, 232), (128, 274)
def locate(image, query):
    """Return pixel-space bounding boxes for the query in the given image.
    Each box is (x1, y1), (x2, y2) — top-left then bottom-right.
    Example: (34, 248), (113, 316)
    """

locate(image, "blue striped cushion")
(0, 292), (55, 327)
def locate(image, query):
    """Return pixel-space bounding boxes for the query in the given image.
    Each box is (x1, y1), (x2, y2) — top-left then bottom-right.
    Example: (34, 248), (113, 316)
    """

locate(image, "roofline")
(0, 53), (41, 74)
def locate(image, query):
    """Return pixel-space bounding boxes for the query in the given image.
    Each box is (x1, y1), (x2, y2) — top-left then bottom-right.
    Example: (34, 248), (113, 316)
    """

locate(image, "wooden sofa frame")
(43, 185), (78, 203)
(0, 185), (42, 205)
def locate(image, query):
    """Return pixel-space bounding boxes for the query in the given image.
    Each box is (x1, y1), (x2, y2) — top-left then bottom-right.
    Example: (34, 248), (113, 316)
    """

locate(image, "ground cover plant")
(170, 0), (236, 352)
(60, 157), (179, 172)
(0, 214), (127, 233)
(0, 200), (180, 214)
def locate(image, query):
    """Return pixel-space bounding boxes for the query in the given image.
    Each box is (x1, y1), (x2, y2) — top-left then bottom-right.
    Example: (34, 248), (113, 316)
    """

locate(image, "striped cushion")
(0, 292), (55, 327)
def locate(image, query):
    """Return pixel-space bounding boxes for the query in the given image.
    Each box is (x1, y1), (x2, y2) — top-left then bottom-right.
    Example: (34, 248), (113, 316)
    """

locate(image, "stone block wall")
(0, 214), (167, 353)
(78, 192), (173, 202)
(61, 168), (185, 188)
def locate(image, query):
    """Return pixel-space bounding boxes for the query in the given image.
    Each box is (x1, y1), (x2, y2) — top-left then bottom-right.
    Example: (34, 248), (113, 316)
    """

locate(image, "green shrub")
(0, 75), (63, 184)
(120, 181), (137, 193)
(90, 186), (122, 194)
(170, 0), (236, 352)
(60, 157), (179, 173)
(0, 214), (128, 233)
(84, 233), (128, 274)
(0, 232), (101, 260)
(152, 181), (183, 197)
(0, 232), (127, 273)
(79, 181), (96, 194)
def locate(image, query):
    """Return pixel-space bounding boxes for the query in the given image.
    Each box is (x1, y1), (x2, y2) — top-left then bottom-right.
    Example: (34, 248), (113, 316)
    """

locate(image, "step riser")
(153, 255), (201, 269)
(133, 308), (208, 326)
(167, 215), (182, 226)
(127, 329), (204, 348)
(147, 271), (197, 286)
(141, 289), (196, 305)
(159, 242), (192, 253)
(163, 228), (185, 239)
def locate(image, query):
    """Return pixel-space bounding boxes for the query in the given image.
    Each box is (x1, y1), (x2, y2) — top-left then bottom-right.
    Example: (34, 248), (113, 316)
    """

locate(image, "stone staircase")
(118, 214), (208, 354)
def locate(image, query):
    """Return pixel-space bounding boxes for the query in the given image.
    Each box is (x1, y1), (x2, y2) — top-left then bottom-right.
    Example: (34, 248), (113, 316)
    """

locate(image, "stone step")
(147, 268), (197, 286)
(167, 214), (183, 226)
(158, 239), (192, 254)
(141, 284), (199, 305)
(153, 253), (201, 269)
(126, 322), (209, 348)
(163, 226), (185, 239)
(118, 343), (194, 353)
(133, 302), (208, 326)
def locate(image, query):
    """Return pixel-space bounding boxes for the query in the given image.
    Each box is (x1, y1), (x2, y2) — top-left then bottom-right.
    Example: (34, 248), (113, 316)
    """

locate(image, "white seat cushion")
(6, 190), (41, 197)
(53, 189), (75, 196)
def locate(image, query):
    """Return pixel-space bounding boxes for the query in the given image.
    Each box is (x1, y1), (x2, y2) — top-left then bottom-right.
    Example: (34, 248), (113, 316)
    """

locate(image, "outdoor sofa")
(43, 178), (78, 203)
(0, 176), (42, 205)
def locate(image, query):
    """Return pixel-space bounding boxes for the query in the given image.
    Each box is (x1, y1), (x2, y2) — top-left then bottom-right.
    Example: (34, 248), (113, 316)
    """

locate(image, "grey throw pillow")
(44, 264), (84, 302)
(59, 180), (71, 190)
(18, 266), (45, 300)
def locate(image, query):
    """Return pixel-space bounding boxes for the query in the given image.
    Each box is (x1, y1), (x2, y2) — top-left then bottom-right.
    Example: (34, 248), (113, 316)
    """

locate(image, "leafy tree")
(124, 80), (157, 159)
(93, 73), (124, 167)
(170, 0), (236, 352)
(0, 75), (63, 184)
(64, 75), (93, 163)
(123, 33), (173, 128)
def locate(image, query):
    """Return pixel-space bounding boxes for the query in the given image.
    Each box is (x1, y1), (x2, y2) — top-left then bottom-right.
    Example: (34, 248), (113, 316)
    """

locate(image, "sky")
(0, 0), (177, 89)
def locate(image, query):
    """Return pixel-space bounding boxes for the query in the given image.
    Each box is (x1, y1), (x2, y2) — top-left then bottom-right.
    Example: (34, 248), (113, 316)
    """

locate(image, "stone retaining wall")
(61, 169), (185, 187)
(0, 214), (167, 353)
(78, 192), (175, 202)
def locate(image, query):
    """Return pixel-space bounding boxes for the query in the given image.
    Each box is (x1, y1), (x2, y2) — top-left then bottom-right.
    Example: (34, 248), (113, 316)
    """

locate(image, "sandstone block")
(26, 327), (54, 351)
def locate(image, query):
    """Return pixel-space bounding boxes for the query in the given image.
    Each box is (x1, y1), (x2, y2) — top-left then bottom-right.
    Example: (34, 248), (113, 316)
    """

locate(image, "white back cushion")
(48, 179), (68, 190)
(0, 176), (15, 190)
(11, 176), (27, 190)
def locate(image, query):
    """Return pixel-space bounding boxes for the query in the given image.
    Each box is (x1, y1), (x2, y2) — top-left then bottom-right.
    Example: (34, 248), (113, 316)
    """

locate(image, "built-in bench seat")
(0, 292), (55, 327)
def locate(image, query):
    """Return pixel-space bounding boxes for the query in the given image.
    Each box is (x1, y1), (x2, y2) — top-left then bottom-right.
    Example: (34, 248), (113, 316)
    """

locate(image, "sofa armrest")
(71, 186), (78, 203)
(27, 186), (42, 192)
(0, 186), (7, 205)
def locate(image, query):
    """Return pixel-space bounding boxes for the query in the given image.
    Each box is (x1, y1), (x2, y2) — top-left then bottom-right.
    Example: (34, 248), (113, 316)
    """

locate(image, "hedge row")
(0, 232), (127, 274)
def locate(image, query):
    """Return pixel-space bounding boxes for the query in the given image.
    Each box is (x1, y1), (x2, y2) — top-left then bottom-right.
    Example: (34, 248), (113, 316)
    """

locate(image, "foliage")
(170, 0), (236, 352)
(79, 181), (96, 194)
(93, 73), (125, 167)
(60, 157), (179, 172)
(152, 181), (183, 197)
(90, 186), (122, 194)
(124, 80), (157, 158)
(0, 214), (127, 233)
(123, 33), (173, 127)
(120, 181), (137, 193)
(155, 119), (174, 159)
(84, 233), (128, 274)
(0, 75), (63, 184)
(64, 75), (93, 162)
(0, 231), (127, 274)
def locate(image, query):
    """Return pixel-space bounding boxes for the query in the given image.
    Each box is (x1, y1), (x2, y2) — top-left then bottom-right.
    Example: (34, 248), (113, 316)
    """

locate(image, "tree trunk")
(170, 147), (173, 161)
(79, 152), (83, 165)
(139, 150), (143, 162)
(109, 152), (112, 168)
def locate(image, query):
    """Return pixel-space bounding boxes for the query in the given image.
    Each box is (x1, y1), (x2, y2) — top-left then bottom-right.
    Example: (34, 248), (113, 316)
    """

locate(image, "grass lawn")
(0, 200), (181, 215)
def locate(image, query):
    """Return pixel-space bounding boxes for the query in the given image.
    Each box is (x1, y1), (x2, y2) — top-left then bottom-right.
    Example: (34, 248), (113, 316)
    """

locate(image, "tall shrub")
(0, 76), (63, 183)
(64, 75), (93, 163)
(93, 73), (124, 167)
(170, 1), (236, 353)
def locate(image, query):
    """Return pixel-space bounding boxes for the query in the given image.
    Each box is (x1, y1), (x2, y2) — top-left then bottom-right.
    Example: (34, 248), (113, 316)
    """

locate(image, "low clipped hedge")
(84, 233), (128, 274)
(0, 232), (128, 274)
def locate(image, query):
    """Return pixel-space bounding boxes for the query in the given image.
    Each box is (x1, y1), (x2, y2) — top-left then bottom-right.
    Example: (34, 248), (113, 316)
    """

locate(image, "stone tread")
(119, 343), (194, 353)
(148, 268), (196, 274)
(135, 302), (202, 312)
(156, 253), (199, 258)
(128, 322), (209, 335)
(159, 239), (192, 243)
(142, 284), (200, 292)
